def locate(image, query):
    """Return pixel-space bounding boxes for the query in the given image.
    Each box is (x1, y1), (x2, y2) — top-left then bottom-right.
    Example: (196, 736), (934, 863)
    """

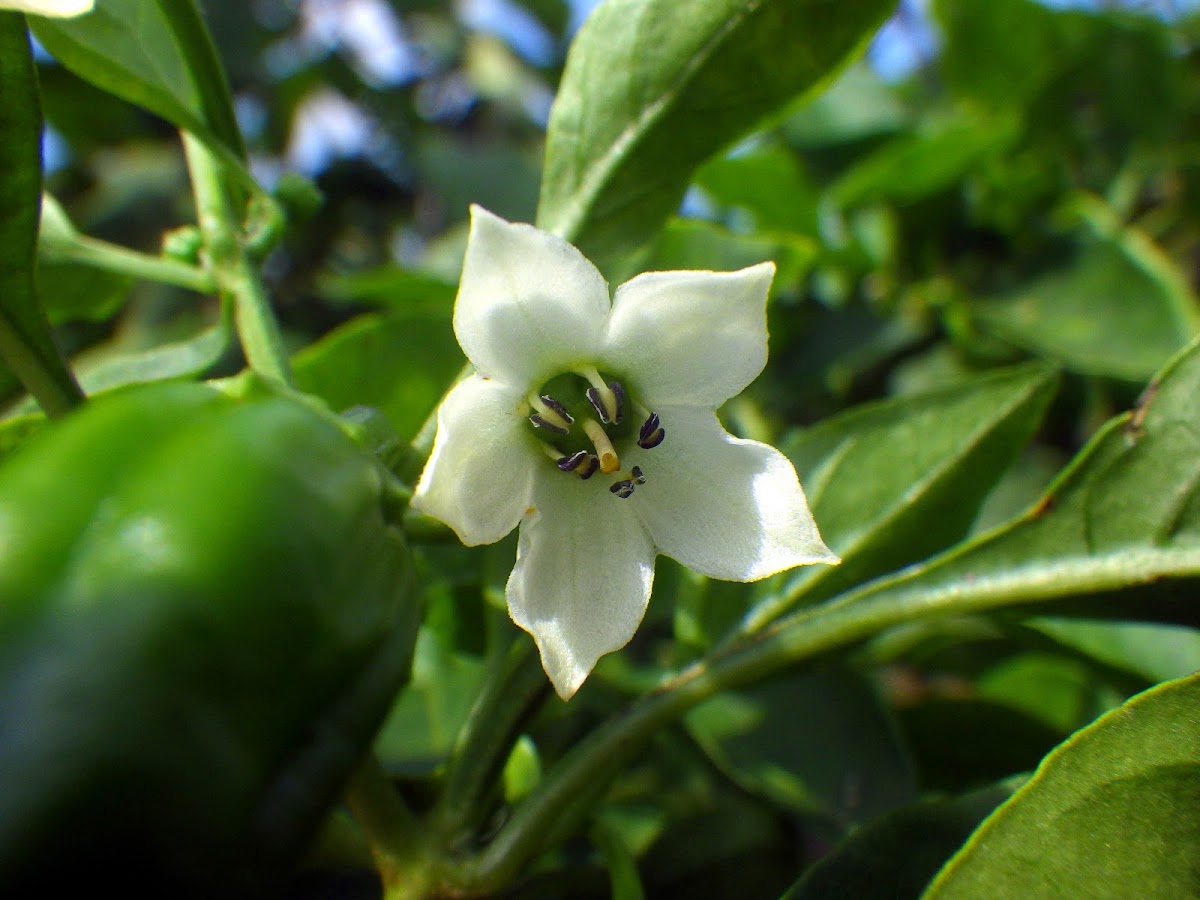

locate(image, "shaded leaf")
(686, 666), (917, 828)
(293, 312), (462, 443)
(1028, 618), (1200, 686)
(0, 15), (83, 416)
(829, 114), (1018, 208)
(316, 266), (457, 314)
(898, 698), (1065, 794)
(972, 238), (1192, 381)
(781, 783), (1015, 900)
(782, 63), (910, 148)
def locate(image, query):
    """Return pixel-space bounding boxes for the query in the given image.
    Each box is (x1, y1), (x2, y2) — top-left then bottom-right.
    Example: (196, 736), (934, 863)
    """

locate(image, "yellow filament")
(582, 419), (620, 474)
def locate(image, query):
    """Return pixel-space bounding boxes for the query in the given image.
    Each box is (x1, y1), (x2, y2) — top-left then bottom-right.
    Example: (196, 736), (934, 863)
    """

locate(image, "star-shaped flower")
(414, 206), (837, 699)
(0, 0), (93, 16)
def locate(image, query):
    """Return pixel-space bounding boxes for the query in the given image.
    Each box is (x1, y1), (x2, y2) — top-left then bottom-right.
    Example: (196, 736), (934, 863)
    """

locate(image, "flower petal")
(454, 205), (610, 389)
(603, 262), (774, 408)
(507, 477), (655, 699)
(632, 406), (838, 580)
(412, 375), (535, 546)
(1, 0), (93, 16)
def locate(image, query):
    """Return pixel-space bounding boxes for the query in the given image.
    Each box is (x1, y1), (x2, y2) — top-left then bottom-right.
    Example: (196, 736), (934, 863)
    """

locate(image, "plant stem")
(45, 235), (215, 293)
(182, 132), (294, 385)
(448, 573), (973, 894)
(0, 317), (82, 417)
(343, 754), (434, 899)
(433, 639), (551, 845)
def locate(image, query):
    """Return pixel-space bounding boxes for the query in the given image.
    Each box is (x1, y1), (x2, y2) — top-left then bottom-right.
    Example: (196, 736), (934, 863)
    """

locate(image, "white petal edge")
(507, 476), (655, 700)
(453, 205), (611, 390)
(602, 262), (774, 409)
(631, 406), (838, 581)
(0, 0), (92, 15)
(412, 375), (536, 546)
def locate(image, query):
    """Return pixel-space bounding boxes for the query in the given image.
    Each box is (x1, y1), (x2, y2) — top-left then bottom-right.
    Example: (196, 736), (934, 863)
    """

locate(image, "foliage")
(2, 0), (1200, 896)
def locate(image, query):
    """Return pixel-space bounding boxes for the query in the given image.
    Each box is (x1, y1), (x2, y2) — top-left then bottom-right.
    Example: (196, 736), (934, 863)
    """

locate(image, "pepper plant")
(2, 0), (1200, 897)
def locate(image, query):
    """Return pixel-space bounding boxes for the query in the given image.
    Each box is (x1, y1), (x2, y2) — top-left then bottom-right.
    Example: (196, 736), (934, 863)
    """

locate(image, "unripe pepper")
(0, 377), (420, 896)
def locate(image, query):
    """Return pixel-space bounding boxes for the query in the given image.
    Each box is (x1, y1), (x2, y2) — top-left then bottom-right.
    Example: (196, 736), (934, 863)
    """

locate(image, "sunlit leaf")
(926, 673), (1200, 898)
(819, 335), (1200, 634)
(33, 0), (250, 184)
(538, 0), (896, 273)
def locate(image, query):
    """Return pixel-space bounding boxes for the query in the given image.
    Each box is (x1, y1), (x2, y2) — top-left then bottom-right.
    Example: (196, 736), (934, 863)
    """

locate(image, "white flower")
(413, 206), (838, 699)
(1, 0), (93, 16)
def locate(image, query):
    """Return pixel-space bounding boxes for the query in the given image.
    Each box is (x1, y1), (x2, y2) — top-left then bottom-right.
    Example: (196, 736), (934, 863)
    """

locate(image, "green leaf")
(925, 673), (1200, 898)
(374, 628), (486, 776)
(293, 312), (462, 443)
(32, 0), (250, 184)
(976, 652), (1113, 734)
(0, 413), (45, 464)
(591, 818), (647, 900)
(637, 217), (815, 290)
(829, 114), (1018, 208)
(694, 144), (820, 235)
(1028, 618), (1200, 686)
(685, 666), (917, 828)
(0, 14), (83, 417)
(316, 266), (458, 314)
(6, 304), (235, 413)
(972, 238), (1193, 381)
(537, 0), (896, 273)
(767, 363), (1058, 617)
(782, 63), (910, 148)
(934, 0), (1061, 109)
(72, 310), (232, 395)
(821, 335), (1200, 637)
(781, 784), (1015, 900)
(898, 699), (1065, 794)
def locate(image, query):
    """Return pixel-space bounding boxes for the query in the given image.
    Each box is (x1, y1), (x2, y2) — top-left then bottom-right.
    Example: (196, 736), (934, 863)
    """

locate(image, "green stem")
(45, 235), (215, 293)
(448, 576), (969, 895)
(343, 754), (434, 899)
(433, 639), (551, 846)
(0, 317), (82, 417)
(182, 132), (294, 385)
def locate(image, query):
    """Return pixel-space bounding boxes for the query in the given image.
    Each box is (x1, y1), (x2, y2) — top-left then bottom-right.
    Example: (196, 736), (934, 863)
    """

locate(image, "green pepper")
(0, 378), (420, 896)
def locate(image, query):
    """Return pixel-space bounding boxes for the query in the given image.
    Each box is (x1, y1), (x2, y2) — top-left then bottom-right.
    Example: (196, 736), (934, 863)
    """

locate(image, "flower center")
(526, 366), (665, 499)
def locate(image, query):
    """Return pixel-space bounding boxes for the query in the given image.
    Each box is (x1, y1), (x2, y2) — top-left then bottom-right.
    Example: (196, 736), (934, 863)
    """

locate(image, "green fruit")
(0, 378), (420, 896)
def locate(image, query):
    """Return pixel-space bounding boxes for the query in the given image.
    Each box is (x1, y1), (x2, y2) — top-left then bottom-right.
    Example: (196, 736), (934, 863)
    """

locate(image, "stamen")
(556, 450), (589, 472)
(609, 467), (645, 499)
(637, 412), (665, 449)
(579, 367), (623, 424)
(610, 479), (636, 499)
(576, 454), (600, 480)
(529, 414), (569, 435)
(529, 394), (574, 431)
(582, 419), (620, 474)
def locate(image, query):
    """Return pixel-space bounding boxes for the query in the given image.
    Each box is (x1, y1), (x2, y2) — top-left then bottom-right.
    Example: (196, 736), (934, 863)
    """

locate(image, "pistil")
(582, 419), (620, 474)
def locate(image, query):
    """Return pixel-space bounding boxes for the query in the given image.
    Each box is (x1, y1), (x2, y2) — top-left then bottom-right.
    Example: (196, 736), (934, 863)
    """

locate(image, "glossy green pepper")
(0, 378), (420, 896)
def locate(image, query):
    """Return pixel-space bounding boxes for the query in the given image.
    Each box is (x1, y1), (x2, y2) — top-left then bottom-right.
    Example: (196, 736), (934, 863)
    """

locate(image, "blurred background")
(30, 0), (1200, 462)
